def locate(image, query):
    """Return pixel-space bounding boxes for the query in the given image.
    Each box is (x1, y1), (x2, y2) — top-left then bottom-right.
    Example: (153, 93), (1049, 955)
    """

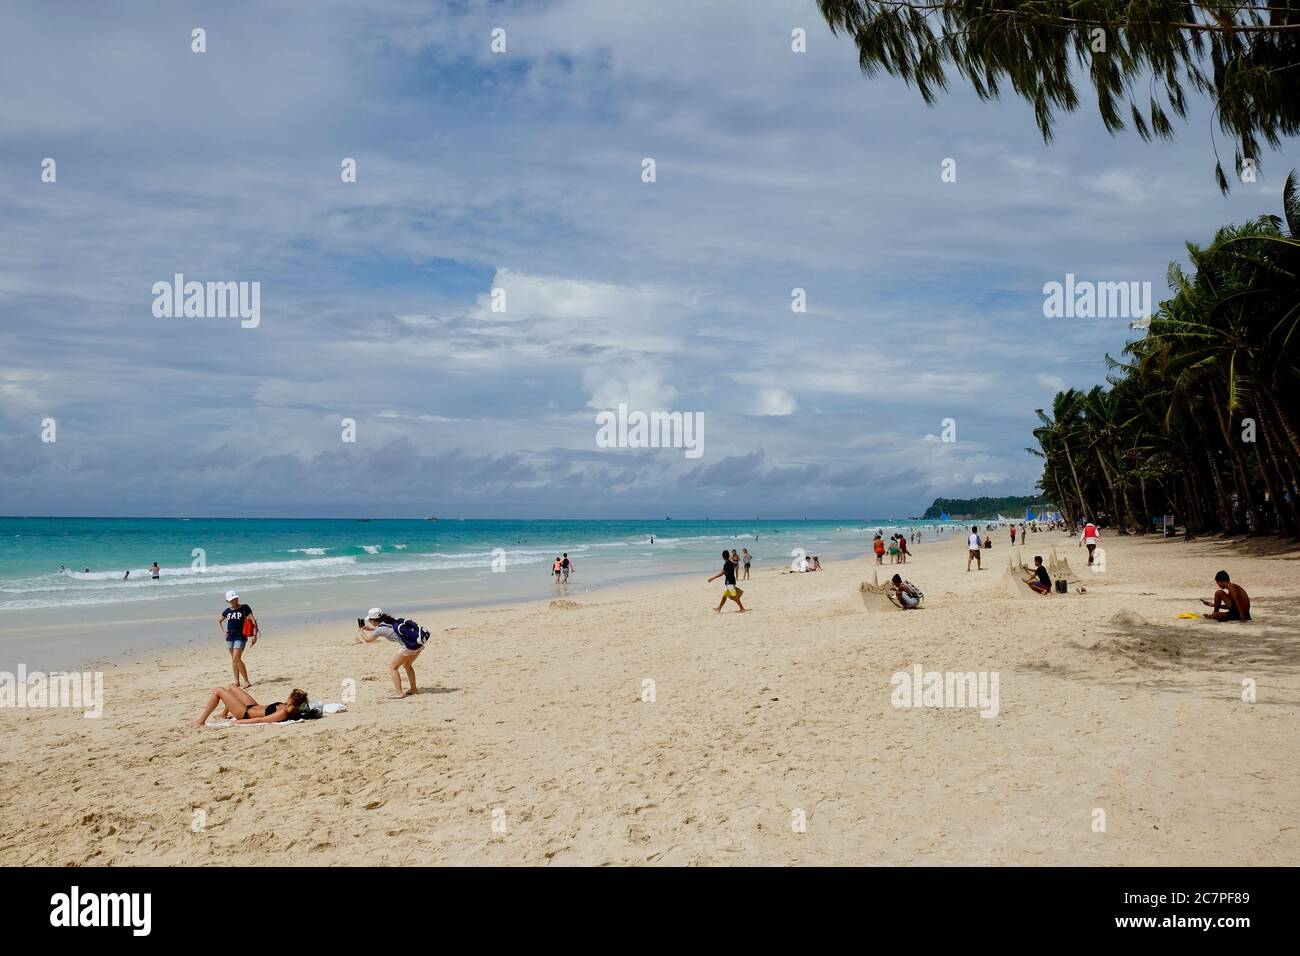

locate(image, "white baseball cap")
(366, 607), (383, 620)
(225, 590), (240, 601)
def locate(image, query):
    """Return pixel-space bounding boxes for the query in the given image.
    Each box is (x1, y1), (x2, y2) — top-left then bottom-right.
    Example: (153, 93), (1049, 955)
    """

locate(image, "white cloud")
(752, 388), (797, 416)
(475, 269), (684, 327)
(1087, 168), (1151, 205)
(0, 0), (1272, 518)
(583, 368), (679, 411)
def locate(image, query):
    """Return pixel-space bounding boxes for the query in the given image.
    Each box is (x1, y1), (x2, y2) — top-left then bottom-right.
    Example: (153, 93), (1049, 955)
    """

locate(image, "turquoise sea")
(0, 516), (964, 670)
(0, 516), (936, 613)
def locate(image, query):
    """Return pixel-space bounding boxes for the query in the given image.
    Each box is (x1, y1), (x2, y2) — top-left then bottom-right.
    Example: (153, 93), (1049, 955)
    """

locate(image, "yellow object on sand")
(1177, 612), (1200, 619)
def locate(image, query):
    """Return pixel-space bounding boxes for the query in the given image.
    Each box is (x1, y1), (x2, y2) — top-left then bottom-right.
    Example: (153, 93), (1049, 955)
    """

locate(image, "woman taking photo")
(356, 607), (430, 699)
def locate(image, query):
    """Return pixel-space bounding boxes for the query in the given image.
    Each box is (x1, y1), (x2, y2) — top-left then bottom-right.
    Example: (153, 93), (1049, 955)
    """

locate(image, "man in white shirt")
(967, 525), (983, 571)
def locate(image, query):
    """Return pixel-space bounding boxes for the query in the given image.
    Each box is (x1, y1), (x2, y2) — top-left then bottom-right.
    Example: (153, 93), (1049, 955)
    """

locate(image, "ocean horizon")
(0, 515), (958, 614)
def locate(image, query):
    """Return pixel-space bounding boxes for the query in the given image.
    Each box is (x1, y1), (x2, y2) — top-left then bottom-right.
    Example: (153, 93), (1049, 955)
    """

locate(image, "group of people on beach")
(873, 533), (910, 565)
(550, 553), (574, 586)
(194, 523), (1256, 722)
(61, 562), (162, 581)
(193, 594), (432, 725)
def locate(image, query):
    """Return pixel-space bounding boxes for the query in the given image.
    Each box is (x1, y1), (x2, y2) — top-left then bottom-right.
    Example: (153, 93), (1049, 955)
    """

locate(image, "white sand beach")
(1, 532), (1296, 866)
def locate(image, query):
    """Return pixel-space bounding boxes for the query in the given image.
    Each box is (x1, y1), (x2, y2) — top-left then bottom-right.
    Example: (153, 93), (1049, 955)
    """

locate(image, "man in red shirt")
(1080, 521), (1099, 566)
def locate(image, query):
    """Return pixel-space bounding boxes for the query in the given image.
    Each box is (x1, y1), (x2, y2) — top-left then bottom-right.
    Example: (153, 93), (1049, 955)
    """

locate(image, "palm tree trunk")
(1252, 400), (1291, 533)
(1265, 390), (1300, 464)
(1062, 439), (1091, 520)
(1093, 448), (1127, 533)
(1212, 392), (1261, 533)
(1260, 411), (1300, 535)
(1204, 446), (1236, 531)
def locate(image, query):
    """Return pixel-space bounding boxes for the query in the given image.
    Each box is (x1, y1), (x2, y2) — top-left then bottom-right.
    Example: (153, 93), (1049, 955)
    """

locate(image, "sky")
(0, 0), (1294, 519)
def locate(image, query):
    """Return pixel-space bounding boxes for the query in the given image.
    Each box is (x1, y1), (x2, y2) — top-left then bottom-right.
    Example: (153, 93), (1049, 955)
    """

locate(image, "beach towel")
(1177, 613), (1200, 619)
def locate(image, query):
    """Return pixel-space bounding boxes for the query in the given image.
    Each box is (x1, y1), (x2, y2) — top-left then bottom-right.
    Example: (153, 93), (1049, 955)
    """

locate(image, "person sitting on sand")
(1202, 570), (1251, 621)
(357, 608), (430, 698)
(890, 574), (921, 609)
(709, 549), (746, 612)
(1024, 556), (1052, 594)
(192, 685), (309, 726)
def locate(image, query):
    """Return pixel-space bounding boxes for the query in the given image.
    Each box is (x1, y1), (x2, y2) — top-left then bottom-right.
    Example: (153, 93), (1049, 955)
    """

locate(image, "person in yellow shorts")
(708, 549), (747, 613)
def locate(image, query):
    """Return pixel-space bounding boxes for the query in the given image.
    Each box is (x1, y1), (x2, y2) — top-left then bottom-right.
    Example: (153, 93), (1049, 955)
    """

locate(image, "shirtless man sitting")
(1202, 570), (1251, 621)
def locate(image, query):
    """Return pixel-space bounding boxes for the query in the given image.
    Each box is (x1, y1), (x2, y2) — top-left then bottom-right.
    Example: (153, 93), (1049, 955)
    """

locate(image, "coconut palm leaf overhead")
(817, 1), (1300, 191)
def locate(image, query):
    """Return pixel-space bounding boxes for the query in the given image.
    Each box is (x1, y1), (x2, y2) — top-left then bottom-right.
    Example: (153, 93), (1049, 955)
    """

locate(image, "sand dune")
(1, 532), (1296, 865)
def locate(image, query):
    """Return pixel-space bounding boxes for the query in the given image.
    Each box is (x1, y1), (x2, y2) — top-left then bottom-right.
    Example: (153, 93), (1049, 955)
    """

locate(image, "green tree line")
(1029, 174), (1300, 535)
(921, 496), (1051, 519)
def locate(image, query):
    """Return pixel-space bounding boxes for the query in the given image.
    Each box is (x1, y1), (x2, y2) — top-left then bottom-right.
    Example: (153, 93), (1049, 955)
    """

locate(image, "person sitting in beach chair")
(1201, 570), (1251, 621)
(888, 574), (923, 609)
(1023, 556), (1052, 594)
(192, 685), (310, 726)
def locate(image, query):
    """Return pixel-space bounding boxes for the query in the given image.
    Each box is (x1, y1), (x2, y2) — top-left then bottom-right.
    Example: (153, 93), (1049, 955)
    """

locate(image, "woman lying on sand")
(357, 607), (430, 698)
(192, 685), (309, 726)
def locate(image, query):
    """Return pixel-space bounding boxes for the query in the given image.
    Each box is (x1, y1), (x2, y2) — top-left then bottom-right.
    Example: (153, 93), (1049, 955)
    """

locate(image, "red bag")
(242, 616), (256, 638)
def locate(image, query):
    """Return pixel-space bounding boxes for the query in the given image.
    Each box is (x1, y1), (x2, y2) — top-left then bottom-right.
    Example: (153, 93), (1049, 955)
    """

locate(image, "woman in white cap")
(356, 608), (429, 699)
(219, 590), (257, 688)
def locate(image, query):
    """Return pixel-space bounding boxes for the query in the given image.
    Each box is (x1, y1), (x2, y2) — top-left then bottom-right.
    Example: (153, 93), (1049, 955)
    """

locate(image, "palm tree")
(1034, 389), (1092, 524)
(1030, 173), (1300, 537)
